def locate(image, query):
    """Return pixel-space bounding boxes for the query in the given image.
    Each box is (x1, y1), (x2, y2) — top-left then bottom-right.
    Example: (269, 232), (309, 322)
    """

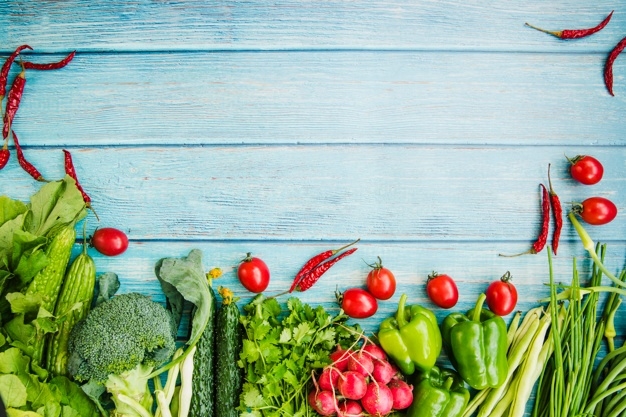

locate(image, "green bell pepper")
(377, 293), (441, 375)
(406, 365), (470, 417)
(441, 293), (508, 390)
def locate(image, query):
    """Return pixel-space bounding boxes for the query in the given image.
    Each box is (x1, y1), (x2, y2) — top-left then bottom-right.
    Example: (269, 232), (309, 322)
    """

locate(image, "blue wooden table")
(1, 1), (626, 415)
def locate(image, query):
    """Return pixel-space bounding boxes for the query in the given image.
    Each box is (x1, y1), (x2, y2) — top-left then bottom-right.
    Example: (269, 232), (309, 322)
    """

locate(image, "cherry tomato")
(339, 288), (378, 319)
(237, 253), (270, 293)
(366, 257), (396, 300)
(568, 155), (604, 185)
(90, 227), (129, 256)
(426, 273), (458, 309)
(485, 271), (518, 316)
(578, 197), (618, 225)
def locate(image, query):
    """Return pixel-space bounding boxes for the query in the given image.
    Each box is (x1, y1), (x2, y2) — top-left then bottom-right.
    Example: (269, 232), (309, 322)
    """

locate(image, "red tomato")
(426, 273), (458, 309)
(339, 288), (378, 319)
(569, 155), (604, 185)
(485, 272), (518, 316)
(237, 254), (270, 293)
(90, 227), (129, 256)
(579, 197), (618, 225)
(366, 257), (396, 300)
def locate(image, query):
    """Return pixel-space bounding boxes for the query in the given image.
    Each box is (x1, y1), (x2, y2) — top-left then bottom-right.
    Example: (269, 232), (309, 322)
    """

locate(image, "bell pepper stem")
(568, 212), (623, 287)
(472, 293), (486, 322)
(443, 376), (454, 391)
(396, 293), (408, 327)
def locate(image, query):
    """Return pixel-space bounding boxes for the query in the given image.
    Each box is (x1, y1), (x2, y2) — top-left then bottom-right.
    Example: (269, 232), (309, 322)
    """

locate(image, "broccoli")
(67, 292), (177, 417)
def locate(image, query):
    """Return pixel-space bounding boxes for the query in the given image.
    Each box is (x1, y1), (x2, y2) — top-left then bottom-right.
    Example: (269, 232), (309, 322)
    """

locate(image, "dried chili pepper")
(23, 50), (76, 71)
(63, 149), (98, 218)
(547, 164), (562, 256)
(525, 11), (613, 39)
(295, 247), (358, 292)
(12, 131), (45, 181)
(604, 36), (626, 96)
(3, 67), (26, 139)
(500, 184), (550, 257)
(288, 238), (360, 292)
(0, 44), (31, 99)
(0, 140), (9, 170)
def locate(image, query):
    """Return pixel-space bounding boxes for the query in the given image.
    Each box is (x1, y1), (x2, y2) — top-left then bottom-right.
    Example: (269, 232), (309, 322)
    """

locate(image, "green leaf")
(242, 383), (265, 408)
(94, 272), (120, 306)
(6, 409), (43, 417)
(50, 376), (100, 417)
(0, 374), (28, 408)
(0, 348), (30, 374)
(0, 196), (28, 227)
(241, 339), (260, 362)
(293, 322), (311, 344)
(278, 328), (291, 344)
(6, 292), (43, 314)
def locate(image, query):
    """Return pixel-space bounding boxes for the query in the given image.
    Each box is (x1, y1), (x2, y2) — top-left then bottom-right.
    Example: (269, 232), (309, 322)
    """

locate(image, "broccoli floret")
(67, 292), (177, 416)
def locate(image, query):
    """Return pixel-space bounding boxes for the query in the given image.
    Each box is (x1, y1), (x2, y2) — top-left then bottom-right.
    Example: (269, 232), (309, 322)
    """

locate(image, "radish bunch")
(309, 343), (413, 416)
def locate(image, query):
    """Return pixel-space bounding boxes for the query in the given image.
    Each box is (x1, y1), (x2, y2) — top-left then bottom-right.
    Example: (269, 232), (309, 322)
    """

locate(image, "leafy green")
(94, 272), (120, 306)
(238, 295), (361, 417)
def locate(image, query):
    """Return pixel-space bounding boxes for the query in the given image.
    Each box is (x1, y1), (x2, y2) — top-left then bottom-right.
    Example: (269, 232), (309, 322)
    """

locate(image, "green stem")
(472, 293), (486, 322)
(396, 293), (408, 327)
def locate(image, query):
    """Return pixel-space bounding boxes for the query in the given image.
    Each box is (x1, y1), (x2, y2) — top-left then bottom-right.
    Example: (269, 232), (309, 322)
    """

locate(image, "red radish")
(337, 371), (367, 400)
(330, 346), (352, 371)
(362, 344), (387, 361)
(388, 378), (413, 410)
(337, 400), (363, 417)
(308, 390), (338, 416)
(361, 382), (394, 416)
(371, 359), (396, 385)
(348, 352), (374, 376)
(319, 367), (341, 391)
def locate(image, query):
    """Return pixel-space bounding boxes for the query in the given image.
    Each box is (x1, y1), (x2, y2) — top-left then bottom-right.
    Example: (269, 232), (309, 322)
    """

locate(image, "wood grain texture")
(5, 51), (626, 146)
(3, 145), (625, 241)
(1, 1), (624, 52)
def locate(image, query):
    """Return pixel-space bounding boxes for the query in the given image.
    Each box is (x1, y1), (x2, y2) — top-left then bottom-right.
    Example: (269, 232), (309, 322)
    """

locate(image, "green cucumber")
(189, 283), (217, 417)
(215, 287), (243, 417)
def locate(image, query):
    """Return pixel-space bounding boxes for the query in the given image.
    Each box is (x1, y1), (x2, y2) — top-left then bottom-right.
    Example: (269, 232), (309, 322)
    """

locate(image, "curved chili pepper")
(525, 11), (613, 39)
(3, 67), (26, 139)
(12, 131), (45, 181)
(63, 149), (98, 218)
(547, 164), (562, 256)
(500, 184), (550, 257)
(296, 247), (358, 292)
(0, 44), (32, 99)
(288, 238), (360, 292)
(604, 36), (626, 96)
(23, 50), (76, 71)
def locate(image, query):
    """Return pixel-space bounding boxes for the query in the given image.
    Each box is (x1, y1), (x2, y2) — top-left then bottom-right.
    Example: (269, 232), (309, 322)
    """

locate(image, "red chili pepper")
(604, 36), (626, 96)
(547, 164), (562, 256)
(63, 149), (98, 218)
(500, 184), (550, 257)
(288, 238), (360, 292)
(12, 131), (45, 181)
(0, 139), (9, 170)
(295, 247), (358, 292)
(0, 45), (32, 99)
(525, 11), (613, 39)
(3, 68), (26, 139)
(23, 50), (76, 71)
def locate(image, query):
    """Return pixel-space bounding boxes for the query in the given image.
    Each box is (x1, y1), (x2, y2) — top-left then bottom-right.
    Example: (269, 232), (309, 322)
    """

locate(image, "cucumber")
(215, 287), (243, 417)
(189, 284), (217, 417)
(47, 245), (96, 375)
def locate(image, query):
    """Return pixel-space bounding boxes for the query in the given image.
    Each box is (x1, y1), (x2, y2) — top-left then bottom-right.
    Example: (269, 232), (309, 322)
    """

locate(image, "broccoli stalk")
(67, 292), (177, 417)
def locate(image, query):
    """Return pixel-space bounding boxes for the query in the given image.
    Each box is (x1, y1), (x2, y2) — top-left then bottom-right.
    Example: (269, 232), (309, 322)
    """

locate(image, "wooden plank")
(81, 239), (626, 337)
(5, 51), (626, 147)
(3, 145), (624, 241)
(1, 1), (624, 52)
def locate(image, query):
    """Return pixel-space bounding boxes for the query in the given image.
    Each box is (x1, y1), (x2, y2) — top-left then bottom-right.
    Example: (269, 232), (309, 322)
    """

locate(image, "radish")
(337, 371), (367, 400)
(308, 390), (338, 416)
(387, 378), (413, 410)
(371, 359), (396, 385)
(330, 346), (352, 372)
(362, 344), (387, 361)
(319, 367), (341, 391)
(347, 352), (374, 376)
(361, 382), (394, 416)
(337, 400), (363, 417)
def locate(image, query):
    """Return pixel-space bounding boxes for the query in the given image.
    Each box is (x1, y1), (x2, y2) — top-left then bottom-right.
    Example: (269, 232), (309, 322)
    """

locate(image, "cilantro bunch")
(238, 295), (361, 417)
